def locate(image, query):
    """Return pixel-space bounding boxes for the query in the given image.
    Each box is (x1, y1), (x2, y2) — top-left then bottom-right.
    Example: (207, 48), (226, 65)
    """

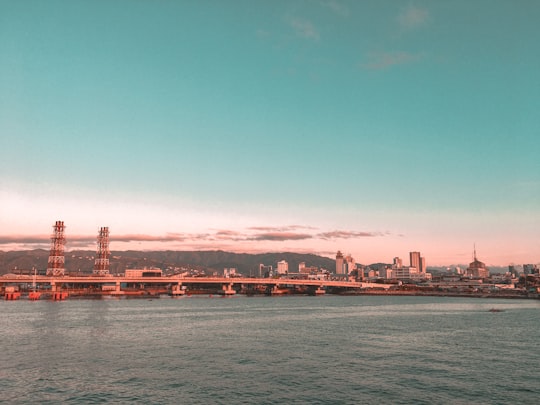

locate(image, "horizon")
(0, 242), (532, 269)
(0, 246), (521, 271)
(1, 1), (539, 266)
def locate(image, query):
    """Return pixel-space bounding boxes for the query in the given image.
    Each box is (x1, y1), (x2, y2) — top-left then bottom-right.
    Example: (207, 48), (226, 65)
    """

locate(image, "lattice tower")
(93, 227), (110, 276)
(46, 220), (66, 276)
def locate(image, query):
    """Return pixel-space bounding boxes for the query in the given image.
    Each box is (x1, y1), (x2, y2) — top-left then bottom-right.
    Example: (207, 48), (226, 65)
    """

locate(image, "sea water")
(0, 296), (538, 404)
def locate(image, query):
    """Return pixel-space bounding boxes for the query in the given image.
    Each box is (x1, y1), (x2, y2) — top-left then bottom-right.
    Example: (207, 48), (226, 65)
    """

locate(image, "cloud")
(397, 6), (429, 29)
(248, 225), (318, 232)
(110, 233), (189, 243)
(317, 230), (384, 240)
(0, 235), (50, 244)
(250, 232), (314, 241)
(320, 0), (349, 17)
(361, 51), (421, 70)
(0, 225), (390, 250)
(288, 18), (320, 40)
(0, 233), (192, 247)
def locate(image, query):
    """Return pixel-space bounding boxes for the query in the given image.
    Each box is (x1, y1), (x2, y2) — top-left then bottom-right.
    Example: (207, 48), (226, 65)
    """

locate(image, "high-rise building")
(277, 260), (288, 275)
(409, 251), (425, 273)
(298, 262), (306, 273)
(335, 251), (344, 274)
(393, 257), (402, 269)
(345, 254), (355, 274)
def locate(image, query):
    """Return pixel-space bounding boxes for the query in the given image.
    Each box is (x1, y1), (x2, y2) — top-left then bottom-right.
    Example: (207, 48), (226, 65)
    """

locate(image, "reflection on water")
(1, 296), (538, 403)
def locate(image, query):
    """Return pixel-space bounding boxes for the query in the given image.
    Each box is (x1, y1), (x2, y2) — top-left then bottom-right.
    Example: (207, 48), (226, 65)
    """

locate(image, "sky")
(1, 0), (539, 266)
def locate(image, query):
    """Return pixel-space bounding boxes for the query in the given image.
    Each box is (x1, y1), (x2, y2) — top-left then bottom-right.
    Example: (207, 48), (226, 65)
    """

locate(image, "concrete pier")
(171, 283), (186, 296)
(222, 283), (236, 295)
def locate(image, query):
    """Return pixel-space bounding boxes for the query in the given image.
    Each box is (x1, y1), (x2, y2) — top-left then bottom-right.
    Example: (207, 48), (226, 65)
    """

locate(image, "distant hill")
(0, 249), (336, 276)
(0, 250), (510, 276)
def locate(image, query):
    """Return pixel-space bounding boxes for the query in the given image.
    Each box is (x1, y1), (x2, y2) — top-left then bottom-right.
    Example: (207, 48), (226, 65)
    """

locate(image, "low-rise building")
(124, 268), (162, 278)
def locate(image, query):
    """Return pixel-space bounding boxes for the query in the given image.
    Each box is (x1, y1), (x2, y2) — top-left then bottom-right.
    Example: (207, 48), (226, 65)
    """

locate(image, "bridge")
(1, 275), (393, 300)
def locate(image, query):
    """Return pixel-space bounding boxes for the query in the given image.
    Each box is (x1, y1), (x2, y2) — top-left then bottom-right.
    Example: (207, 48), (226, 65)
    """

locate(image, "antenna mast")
(93, 227), (110, 276)
(46, 220), (66, 276)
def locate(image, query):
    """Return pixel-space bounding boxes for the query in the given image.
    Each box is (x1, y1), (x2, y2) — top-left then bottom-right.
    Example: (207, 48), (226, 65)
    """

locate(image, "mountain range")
(0, 249), (337, 276)
(0, 249), (510, 276)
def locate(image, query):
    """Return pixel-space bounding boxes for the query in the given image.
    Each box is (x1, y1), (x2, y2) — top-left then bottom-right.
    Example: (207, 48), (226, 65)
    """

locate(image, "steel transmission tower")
(93, 227), (110, 276)
(46, 220), (66, 276)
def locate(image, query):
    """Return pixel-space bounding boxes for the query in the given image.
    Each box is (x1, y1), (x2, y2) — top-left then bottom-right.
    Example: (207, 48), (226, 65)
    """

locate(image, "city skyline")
(1, 1), (539, 266)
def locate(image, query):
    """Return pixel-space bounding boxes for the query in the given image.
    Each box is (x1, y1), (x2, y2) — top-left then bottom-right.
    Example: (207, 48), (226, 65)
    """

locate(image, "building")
(345, 254), (356, 274)
(390, 267), (432, 281)
(298, 263), (318, 274)
(277, 260), (288, 275)
(379, 266), (393, 279)
(465, 248), (489, 279)
(224, 268), (237, 278)
(409, 251), (426, 273)
(259, 264), (273, 277)
(386, 253), (432, 281)
(524, 264), (539, 275)
(335, 251), (344, 275)
(125, 268), (162, 278)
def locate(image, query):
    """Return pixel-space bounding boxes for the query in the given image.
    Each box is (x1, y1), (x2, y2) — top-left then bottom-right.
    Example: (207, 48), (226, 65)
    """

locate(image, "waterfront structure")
(465, 248), (489, 279)
(336, 251), (344, 275)
(93, 227), (110, 276)
(277, 260), (288, 275)
(46, 220), (66, 277)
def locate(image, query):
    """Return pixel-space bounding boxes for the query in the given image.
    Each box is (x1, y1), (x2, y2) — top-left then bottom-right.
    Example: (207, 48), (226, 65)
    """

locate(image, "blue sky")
(1, 0), (539, 265)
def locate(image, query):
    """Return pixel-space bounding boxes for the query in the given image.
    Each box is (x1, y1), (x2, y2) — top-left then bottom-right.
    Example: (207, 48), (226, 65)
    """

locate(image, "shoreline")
(3, 289), (538, 301)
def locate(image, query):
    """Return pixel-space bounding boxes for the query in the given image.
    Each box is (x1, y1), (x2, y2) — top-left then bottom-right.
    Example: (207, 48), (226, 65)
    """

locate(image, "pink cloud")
(250, 232), (314, 241)
(248, 225), (318, 232)
(318, 230), (384, 239)
(0, 225), (390, 251)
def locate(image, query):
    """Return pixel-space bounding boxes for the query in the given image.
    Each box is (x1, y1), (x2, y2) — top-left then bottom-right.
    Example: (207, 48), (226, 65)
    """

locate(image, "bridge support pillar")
(50, 281), (56, 292)
(222, 283), (236, 295)
(171, 283), (185, 296)
(110, 280), (124, 296)
(315, 286), (325, 295)
(52, 292), (68, 301)
(271, 285), (286, 295)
